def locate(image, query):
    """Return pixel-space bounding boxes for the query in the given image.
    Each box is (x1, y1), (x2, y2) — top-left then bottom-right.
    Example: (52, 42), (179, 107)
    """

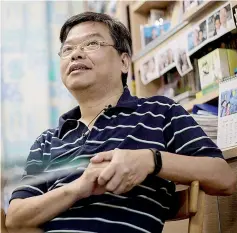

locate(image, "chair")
(167, 181), (205, 233)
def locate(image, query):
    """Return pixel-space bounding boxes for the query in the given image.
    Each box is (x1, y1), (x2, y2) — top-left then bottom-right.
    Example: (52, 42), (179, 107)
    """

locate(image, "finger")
(93, 183), (106, 195)
(114, 180), (134, 195)
(90, 151), (113, 163)
(113, 178), (127, 195)
(97, 163), (116, 186)
(106, 171), (124, 192)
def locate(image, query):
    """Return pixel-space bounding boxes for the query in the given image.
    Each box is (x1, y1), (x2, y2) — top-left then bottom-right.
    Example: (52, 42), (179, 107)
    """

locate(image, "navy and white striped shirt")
(10, 87), (223, 233)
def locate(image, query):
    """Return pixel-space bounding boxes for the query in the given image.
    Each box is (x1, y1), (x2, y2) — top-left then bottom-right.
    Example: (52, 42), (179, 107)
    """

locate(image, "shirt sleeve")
(9, 140), (48, 203)
(163, 103), (224, 159)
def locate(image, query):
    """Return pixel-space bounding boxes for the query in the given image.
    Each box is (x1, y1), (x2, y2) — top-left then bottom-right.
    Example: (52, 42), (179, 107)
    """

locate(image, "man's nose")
(71, 48), (86, 61)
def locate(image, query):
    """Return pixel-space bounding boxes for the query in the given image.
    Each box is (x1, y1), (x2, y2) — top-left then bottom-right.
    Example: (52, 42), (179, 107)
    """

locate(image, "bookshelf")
(132, 0), (217, 62)
(128, 0), (228, 105)
(133, 1), (172, 14)
(183, 89), (219, 112)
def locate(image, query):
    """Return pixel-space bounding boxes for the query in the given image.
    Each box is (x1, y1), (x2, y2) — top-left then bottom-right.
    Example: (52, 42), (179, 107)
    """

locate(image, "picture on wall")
(187, 19), (207, 55)
(140, 21), (171, 47)
(174, 36), (193, 77)
(156, 42), (176, 76)
(207, 2), (236, 40)
(140, 56), (159, 85)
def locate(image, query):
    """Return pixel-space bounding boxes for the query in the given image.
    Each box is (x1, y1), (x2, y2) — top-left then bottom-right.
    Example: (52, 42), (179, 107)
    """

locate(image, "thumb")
(90, 151), (114, 163)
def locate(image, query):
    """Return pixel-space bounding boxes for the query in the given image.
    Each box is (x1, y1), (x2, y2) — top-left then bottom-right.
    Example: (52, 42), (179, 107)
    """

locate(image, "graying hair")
(59, 12), (132, 87)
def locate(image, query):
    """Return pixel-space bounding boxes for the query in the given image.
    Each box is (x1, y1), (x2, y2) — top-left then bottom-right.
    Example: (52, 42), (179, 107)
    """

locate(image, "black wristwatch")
(148, 149), (162, 175)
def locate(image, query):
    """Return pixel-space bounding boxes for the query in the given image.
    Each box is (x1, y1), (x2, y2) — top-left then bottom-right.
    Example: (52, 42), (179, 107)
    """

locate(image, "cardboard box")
(198, 49), (237, 90)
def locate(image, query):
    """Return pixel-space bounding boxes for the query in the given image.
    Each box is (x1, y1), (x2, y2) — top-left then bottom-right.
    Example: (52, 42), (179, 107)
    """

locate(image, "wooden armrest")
(168, 181), (201, 221)
(189, 181), (199, 215)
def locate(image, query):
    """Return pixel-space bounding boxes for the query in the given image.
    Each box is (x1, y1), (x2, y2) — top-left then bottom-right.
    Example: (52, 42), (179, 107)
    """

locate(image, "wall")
(1, 0), (83, 208)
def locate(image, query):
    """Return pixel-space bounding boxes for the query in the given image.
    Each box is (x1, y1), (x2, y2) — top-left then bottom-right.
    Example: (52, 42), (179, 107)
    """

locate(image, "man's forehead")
(64, 22), (110, 44)
(65, 32), (104, 45)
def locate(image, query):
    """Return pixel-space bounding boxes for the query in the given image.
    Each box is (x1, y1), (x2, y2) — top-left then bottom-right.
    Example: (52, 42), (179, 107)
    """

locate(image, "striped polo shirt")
(10, 87), (224, 233)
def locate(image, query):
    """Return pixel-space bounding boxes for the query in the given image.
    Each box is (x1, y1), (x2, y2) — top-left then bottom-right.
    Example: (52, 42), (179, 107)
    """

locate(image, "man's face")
(215, 19), (221, 30)
(198, 31), (203, 42)
(60, 22), (125, 92)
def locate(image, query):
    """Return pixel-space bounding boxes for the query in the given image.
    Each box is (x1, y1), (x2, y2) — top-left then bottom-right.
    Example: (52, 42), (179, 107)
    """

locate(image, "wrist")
(64, 180), (84, 201)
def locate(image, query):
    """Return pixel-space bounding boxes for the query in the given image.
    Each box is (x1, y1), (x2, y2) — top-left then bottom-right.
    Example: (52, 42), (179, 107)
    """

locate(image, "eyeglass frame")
(58, 39), (116, 59)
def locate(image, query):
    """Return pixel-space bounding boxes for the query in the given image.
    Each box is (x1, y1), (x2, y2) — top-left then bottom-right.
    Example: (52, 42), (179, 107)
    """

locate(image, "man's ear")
(120, 53), (130, 75)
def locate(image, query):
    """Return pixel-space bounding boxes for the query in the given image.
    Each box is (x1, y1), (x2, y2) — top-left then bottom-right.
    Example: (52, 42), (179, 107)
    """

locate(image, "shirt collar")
(58, 87), (138, 135)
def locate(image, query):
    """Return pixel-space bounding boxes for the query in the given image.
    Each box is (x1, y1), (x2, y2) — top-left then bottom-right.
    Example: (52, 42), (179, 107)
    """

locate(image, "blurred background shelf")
(182, 90), (219, 112)
(133, 1), (171, 14)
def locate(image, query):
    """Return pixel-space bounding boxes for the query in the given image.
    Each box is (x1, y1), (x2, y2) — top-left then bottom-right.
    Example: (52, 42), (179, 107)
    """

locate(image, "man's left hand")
(90, 149), (154, 194)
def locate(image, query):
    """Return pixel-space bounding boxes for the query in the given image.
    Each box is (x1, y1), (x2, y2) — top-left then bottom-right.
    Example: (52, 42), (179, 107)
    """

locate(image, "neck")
(72, 85), (124, 124)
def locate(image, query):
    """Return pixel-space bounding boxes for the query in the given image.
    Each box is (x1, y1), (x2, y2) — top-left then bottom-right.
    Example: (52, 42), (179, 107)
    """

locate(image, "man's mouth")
(69, 63), (91, 74)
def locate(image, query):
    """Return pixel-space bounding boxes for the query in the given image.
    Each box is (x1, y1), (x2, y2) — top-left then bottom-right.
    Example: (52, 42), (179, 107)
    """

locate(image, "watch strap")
(148, 148), (162, 175)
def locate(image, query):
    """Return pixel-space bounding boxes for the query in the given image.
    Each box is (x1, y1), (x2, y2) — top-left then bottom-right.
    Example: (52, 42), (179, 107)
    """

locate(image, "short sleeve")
(163, 103), (224, 159)
(9, 140), (47, 203)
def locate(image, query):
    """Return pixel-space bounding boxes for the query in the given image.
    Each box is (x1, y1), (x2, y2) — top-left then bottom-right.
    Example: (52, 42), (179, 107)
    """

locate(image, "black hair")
(215, 14), (220, 22)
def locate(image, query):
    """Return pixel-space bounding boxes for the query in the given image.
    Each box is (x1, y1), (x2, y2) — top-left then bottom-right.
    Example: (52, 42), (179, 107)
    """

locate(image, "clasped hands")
(77, 149), (155, 198)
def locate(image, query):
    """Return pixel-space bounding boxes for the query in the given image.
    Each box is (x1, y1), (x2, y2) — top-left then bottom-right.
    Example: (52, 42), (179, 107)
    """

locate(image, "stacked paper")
(191, 111), (218, 144)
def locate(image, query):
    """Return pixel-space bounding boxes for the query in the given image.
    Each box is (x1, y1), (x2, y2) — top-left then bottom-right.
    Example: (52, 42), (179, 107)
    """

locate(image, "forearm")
(6, 181), (83, 228)
(157, 151), (236, 195)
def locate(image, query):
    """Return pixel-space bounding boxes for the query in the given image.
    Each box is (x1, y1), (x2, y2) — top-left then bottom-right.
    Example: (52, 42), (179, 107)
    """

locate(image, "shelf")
(182, 89), (219, 112)
(132, 21), (188, 62)
(182, 0), (216, 22)
(223, 146), (237, 160)
(132, 0), (222, 62)
(133, 1), (171, 14)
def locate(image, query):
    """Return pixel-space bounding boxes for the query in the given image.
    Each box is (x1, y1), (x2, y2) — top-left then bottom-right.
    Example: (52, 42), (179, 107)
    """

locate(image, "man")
(6, 12), (236, 233)
(213, 14), (221, 36)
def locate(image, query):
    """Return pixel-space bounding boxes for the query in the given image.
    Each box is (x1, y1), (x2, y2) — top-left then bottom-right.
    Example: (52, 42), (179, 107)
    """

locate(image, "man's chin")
(66, 81), (92, 92)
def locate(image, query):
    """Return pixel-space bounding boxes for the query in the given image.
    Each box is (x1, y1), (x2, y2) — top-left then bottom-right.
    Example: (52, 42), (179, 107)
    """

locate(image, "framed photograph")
(207, 2), (236, 41)
(140, 21), (171, 48)
(174, 36), (193, 77)
(140, 56), (159, 85)
(187, 19), (208, 55)
(141, 25), (160, 47)
(156, 42), (176, 76)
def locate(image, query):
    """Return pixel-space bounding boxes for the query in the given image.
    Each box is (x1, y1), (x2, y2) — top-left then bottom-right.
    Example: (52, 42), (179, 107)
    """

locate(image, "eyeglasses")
(58, 39), (115, 59)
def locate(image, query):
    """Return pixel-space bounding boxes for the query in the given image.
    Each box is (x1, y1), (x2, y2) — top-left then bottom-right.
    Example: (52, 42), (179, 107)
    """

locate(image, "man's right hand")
(68, 161), (110, 199)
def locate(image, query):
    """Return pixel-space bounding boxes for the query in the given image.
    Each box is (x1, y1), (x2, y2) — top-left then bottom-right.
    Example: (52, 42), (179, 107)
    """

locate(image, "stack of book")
(191, 109), (218, 144)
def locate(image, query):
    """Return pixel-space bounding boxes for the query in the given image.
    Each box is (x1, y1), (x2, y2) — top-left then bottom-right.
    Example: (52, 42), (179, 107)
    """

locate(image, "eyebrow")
(63, 33), (105, 46)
